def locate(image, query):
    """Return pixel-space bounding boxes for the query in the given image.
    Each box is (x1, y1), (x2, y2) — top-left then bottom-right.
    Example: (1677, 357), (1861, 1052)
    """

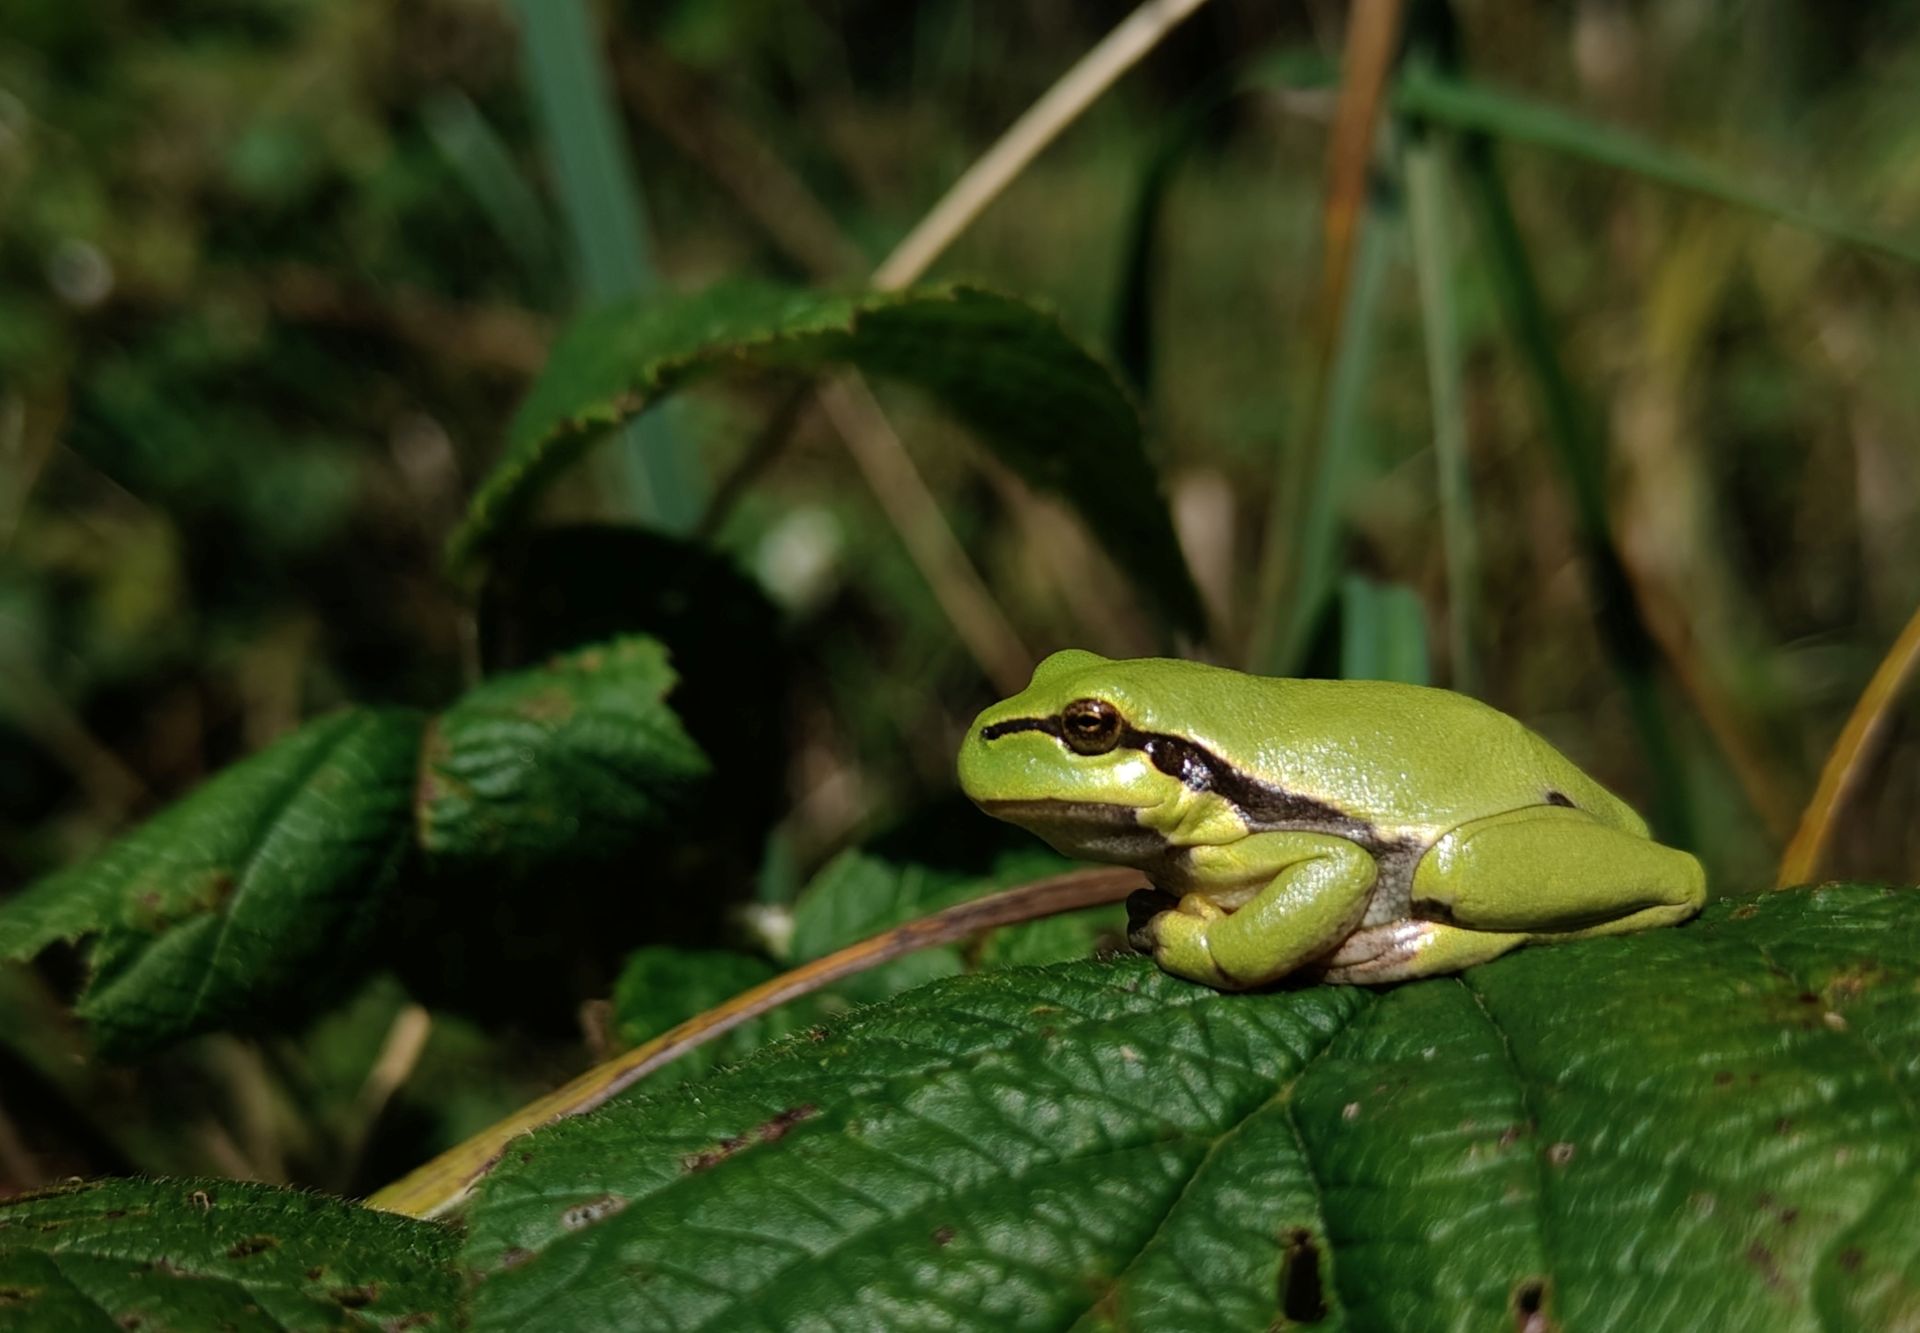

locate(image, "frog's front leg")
(1132, 832), (1376, 989)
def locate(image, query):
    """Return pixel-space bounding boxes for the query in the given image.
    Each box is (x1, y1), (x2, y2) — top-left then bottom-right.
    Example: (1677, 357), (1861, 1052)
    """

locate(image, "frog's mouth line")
(976, 798), (1146, 826)
(976, 797), (1171, 866)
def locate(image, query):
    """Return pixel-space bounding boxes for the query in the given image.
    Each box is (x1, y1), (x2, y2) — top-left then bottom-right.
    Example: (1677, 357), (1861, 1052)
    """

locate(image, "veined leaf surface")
(456, 885), (1920, 1332)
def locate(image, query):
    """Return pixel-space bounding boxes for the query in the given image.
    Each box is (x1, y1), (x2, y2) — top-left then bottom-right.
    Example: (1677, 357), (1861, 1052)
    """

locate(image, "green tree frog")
(957, 650), (1706, 989)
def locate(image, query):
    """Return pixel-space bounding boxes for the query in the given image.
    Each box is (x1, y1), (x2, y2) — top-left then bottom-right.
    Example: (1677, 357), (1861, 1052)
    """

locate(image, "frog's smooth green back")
(1002, 652), (1645, 838)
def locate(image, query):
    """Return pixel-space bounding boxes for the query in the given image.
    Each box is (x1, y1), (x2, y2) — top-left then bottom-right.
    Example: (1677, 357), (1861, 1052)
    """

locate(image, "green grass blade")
(421, 90), (562, 294)
(1396, 68), (1920, 267)
(513, 0), (702, 531)
(1265, 187), (1399, 676)
(1338, 575), (1431, 684)
(1402, 129), (1481, 695)
(1457, 132), (1693, 846)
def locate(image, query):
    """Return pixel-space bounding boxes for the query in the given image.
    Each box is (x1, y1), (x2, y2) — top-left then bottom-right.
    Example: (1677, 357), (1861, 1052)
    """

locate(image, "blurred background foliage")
(3, 0), (1919, 1194)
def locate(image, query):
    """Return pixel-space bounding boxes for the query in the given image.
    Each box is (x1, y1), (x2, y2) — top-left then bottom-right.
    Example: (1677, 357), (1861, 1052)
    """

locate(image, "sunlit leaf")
(456, 885), (1920, 1331)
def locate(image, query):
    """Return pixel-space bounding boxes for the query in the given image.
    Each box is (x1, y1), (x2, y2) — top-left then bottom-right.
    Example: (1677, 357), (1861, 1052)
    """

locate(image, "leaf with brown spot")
(0, 709), (424, 1056)
(0, 1179), (459, 1330)
(451, 886), (1920, 1331)
(557, 1196), (627, 1231)
(416, 636), (708, 871)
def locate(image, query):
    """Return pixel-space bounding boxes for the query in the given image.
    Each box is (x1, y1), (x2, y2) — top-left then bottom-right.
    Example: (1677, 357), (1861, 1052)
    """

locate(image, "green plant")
(5, 1), (1920, 1328)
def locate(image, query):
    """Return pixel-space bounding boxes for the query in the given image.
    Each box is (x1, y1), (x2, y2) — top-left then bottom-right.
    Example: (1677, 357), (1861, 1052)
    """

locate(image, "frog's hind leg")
(1314, 808), (1704, 984)
(1412, 804), (1706, 935)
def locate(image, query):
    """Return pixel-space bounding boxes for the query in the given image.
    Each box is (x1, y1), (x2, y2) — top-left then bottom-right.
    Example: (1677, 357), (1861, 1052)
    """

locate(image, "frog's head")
(957, 649), (1233, 862)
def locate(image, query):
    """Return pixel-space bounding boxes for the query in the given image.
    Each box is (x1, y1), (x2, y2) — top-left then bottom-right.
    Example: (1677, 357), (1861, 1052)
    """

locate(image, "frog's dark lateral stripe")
(979, 715), (1374, 839)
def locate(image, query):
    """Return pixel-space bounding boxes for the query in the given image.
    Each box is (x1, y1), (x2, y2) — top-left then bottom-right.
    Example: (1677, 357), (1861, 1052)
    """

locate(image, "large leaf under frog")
(453, 884), (1920, 1331)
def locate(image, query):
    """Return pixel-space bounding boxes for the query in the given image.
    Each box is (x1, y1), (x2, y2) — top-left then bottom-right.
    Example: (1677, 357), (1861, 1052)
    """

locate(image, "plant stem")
(1394, 68), (1920, 269)
(817, 378), (1033, 694)
(1272, 196), (1399, 675)
(873, 0), (1216, 291)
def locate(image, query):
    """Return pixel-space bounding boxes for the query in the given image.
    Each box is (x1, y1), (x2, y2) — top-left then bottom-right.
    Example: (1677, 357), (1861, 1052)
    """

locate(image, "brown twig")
(1316, 0), (1405, 332)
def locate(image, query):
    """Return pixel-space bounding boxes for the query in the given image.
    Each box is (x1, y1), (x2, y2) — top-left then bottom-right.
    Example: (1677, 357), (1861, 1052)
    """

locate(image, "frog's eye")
(1060, 698), (1123, 755)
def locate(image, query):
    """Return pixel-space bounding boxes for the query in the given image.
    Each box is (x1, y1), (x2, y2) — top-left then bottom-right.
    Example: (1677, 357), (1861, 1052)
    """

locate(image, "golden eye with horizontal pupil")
(1060, 698), (1122, 754)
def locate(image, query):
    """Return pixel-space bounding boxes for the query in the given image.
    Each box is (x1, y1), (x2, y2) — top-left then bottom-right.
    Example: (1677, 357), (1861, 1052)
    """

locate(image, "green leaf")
(0, 1178), (460, 1330)
(456, 885), (1920, 1331)
(417, 636), (710, 870)
(479, 526), (790, 857)
(449, 282), (1206, 639)
(0, 709), (422, 1056)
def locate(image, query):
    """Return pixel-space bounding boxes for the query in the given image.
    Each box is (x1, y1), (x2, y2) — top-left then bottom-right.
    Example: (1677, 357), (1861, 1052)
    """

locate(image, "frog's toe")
(1134, 907), (1234, 988)
(1176, 892), (1228, 922)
